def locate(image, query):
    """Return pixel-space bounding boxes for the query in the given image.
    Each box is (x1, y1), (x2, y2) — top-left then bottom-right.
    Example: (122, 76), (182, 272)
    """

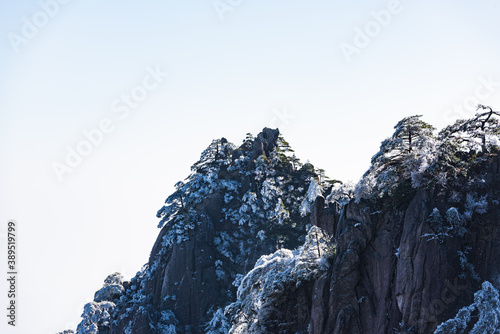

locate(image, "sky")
(1, 0), (500, 333)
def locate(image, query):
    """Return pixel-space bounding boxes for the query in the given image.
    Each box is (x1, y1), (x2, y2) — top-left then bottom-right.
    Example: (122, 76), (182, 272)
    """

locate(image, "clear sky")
(1, 0), (500, 333)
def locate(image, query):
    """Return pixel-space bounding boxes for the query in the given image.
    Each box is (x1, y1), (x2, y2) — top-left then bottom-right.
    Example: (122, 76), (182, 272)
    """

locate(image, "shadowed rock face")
(126, 152), (499, 334)
(309, 154), (500, 334)
(147, 214), (219, 330)
(72, 126), (500, 334)
(101, 127), (318, 334)
(138, 128), (286, 332)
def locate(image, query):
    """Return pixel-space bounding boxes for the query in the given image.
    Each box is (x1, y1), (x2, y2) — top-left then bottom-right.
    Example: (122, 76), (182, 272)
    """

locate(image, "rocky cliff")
(310, 152), (500, 333)
(69, 110), (500, 334)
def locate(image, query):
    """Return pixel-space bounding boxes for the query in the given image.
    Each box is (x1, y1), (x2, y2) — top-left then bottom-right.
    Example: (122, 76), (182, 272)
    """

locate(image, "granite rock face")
(81, 128), (319, 334)
(71, 116), (500, 334)
(308, 153), (500, 334)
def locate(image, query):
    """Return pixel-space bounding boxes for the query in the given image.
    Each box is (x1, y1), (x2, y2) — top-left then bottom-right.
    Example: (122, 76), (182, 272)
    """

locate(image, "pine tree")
(438, 105), (500, 154)
(431, 105), (500, 184)
(191, 139), (232, 173)
(290, 153), (301, 170)
(276, 135), (295, 166)
(355, 115), (436, 200)
(393, 115), (435, 153)
(156, 181), (186, 228)
(435, 281), (500, 334)
(244, 133), (254, 142)
(427, 208), (445, 235)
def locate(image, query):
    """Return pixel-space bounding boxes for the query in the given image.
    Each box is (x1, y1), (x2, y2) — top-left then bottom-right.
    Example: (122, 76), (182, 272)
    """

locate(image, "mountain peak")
(68, 112), (500, 334)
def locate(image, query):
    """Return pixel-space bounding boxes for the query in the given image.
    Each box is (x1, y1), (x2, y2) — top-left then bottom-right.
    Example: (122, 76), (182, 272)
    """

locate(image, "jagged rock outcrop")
(306, 153), (500, 334)
(238, 112), (500, 334)
(73, 128), (325, 334)
(69, 111), (500, 334)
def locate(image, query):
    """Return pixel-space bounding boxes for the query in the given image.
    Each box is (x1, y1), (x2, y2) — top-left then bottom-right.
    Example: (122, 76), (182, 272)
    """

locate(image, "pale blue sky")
(1, 1), (500, 333)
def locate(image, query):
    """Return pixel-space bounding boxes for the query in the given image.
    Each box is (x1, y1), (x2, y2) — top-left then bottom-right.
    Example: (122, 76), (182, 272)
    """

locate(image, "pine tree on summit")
(432, 105), (500, 184)
(156, 138), (235, 229)
(356, 115), (436, 200)
(191, 139), (232, 173)
(439, 105), (500, 152)
(368, 115), (435, 171)
(392, 115), (435, 153)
